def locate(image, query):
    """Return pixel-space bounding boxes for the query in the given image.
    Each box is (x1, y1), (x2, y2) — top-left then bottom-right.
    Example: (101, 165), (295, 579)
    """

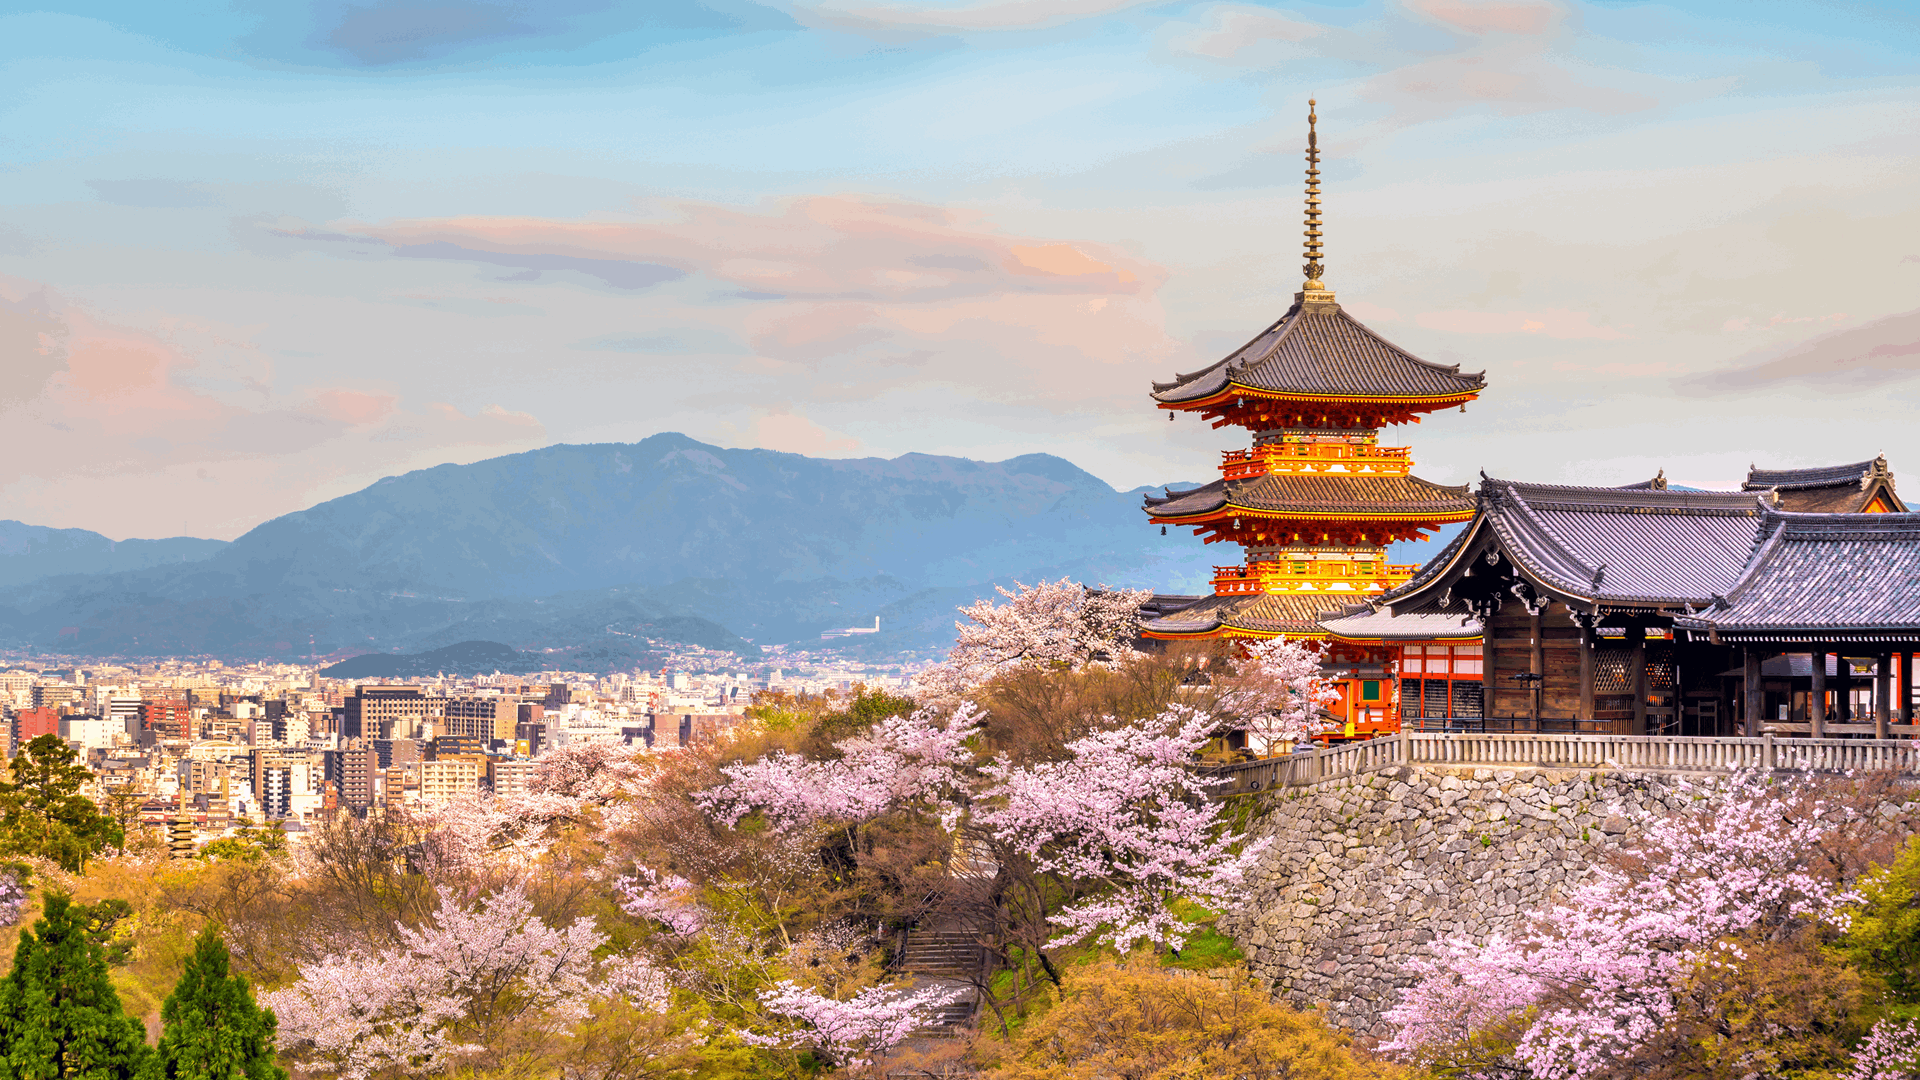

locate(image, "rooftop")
(1151, 303), (1487, 408)
(1673, 511), (1920, 643)
(1144, 472), (1475, 521)
(1384, 478), (1772, 611)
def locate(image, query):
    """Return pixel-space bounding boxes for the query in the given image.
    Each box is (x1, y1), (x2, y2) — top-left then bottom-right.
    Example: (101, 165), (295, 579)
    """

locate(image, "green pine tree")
(140, 928), (285, 1080)
(0, 892), (149, 1080)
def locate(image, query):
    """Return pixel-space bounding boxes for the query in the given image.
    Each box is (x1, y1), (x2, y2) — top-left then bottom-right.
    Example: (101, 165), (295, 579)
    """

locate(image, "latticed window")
(1594, 646), (1634, 693)
(1451, 681), (1483, 718)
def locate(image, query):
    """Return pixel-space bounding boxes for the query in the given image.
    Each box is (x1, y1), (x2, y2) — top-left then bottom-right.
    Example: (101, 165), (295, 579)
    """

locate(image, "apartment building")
(417, 758), (482, 803)
(441, 695), (520, 742)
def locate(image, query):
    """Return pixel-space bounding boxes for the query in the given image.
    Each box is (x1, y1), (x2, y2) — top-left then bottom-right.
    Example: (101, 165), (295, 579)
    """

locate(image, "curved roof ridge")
(1500, 482), (1602, 590)
(1483, 483), (1600, 598)
(1380, 514), (1478, 603)
(1743, 458), (1881, 490)
(1326, 307), (1487, 383)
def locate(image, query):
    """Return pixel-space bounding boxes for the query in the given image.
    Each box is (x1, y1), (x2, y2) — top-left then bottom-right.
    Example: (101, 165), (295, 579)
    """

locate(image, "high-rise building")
(344, 685), (430, 739)
(324, 745), (378, 810)
(441, 696), (519, 742)
(14, 706), (61, 743)
(140, 699), (192, 742)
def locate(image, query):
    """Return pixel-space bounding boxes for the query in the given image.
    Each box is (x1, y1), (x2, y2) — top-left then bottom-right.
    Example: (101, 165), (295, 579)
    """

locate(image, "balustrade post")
(1764, 733), (1776, 771)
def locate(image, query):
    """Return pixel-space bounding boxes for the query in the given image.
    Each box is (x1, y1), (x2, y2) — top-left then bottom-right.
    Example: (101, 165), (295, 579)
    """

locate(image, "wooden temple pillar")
(1876, 652), (1892, 740)
(1810, 650), (1827, 740)
(1902, 651), (1914, 726)
(1742, 647), (1763, 738)
(1482, 623), (1498, 725)
(1837, 658), (1853, 723)
(1529, 610), (1544, 728)
(1578, 620), (1596, 725)
(1631, 625), (1648, 737)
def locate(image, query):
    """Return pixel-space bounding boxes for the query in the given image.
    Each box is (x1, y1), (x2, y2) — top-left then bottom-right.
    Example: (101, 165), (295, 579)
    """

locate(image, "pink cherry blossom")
(1849, 1019), (1920, 1080)
(698, 704), (981, 830)
(266, 884), (663, 1079)
(1219, 636), (1342, 753)
(0, 868), (26, 927)
(915, 578), (1149, 701)
(975, 709), (1270, 951)
(747, 980), (967, 1066)
(1381, 770), (1863, 1079)
(262, 949), (474, 1080)
(396, 883), (608, 1035)
(614, 865), (707, 937)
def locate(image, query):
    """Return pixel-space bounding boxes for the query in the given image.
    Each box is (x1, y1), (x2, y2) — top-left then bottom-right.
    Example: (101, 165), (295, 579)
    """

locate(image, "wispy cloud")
(1678, 309), (1920, 394)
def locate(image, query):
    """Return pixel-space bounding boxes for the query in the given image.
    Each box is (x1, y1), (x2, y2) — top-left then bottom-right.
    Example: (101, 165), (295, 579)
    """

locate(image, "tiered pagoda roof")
(1742, 456), (1904, 513)
(1151, 304), (1486, 428)
(1146, 473), (1473, 524)
(1139, 590), (1355, 638)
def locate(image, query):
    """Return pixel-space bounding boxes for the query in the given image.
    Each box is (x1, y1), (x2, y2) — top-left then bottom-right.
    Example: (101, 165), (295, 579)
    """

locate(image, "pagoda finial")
(1303, 99), (1326, 293)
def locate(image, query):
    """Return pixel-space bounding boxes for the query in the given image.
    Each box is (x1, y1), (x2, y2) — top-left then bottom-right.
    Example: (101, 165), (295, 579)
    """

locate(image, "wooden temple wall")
(1485, 605), (1586, 721)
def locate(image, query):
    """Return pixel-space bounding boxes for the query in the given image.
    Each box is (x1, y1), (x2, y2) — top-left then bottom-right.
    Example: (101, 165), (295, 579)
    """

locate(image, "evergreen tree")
(0, 892), (148, 1080)
(0, 735), (124, 871)
(141, 928), (285, 1080)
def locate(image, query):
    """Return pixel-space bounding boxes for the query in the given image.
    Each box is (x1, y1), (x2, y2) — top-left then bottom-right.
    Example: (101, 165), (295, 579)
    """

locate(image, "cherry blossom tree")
(0, 865), (26, 927)
(1381, 771), (1864, 1079)
(915, 579), (1150, 702)
(615, 865), (707, 937)
(265, 884), (665, 1079)
(745, 980), (967, 1067)
(975, 710), (1269, 951)
(397, 883), (608, 1040)
(261, 950), (473, 1080)
(1850, 1019), (1920, 1080)
(701, 702), (1263, 956)
(1217, 636), (1341, 755)
(697, 705), (982, 831)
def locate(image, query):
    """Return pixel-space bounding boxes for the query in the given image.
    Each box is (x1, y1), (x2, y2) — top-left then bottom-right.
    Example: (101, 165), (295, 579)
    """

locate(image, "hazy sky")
(4, 0), (1918, 541)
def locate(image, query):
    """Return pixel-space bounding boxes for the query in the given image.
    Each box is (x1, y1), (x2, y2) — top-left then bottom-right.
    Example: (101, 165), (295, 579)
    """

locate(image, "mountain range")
(0, 433), (1237, 667)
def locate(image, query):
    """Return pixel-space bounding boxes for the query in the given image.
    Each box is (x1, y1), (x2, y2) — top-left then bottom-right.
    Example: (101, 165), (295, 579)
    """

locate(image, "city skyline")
(4, 0), (1919, 540)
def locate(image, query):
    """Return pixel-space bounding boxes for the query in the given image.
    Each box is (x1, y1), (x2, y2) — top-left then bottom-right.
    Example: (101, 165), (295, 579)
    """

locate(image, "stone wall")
(1220, 764), (1915, 1040)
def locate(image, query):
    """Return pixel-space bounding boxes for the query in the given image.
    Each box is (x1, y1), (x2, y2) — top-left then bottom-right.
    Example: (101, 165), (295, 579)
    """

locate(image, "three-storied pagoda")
(1140, 101), (1485, 734)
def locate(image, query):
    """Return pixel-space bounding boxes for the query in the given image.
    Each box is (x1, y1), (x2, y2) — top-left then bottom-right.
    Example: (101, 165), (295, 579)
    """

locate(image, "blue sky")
(3, 0), (1919, 541)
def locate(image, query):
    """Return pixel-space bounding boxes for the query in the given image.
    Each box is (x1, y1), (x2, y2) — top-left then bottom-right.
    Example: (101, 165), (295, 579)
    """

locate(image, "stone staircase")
(897, 928), (984, 1037)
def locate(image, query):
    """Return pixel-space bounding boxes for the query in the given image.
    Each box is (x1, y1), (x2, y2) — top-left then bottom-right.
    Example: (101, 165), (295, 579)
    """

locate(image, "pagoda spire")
(1302, 99), (1327, 296)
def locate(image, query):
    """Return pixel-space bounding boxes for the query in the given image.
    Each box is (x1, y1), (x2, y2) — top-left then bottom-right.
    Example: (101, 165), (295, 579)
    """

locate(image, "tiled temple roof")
(1383, 478), (1772, 611)
(1319, 606), (1482, 641)
(1144, 473), (1474, 520)
(1673, 511), (1920, 643)
(1151, 302), (1486, 404)
(1742, 457), (1905, 514)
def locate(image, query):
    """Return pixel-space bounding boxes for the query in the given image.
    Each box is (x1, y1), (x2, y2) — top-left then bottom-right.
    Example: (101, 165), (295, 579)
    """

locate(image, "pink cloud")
(310, 388), (398, 426)
(0, 276), (547, 537)
(1415, 307), (1625, 340)
(297, 195), (1163, 303)
(1404, 0), (1562, 37)
(733, 406), (861, 457)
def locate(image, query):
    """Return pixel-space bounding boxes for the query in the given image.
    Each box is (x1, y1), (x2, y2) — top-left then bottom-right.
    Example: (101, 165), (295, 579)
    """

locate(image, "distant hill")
(320, 640), (542, 679)
(0, 434), (1224, 665)
(0, 522), (226, 589)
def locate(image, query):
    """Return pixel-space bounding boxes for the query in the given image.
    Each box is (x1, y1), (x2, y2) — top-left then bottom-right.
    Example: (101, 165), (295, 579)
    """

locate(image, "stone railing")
(1205, 732), (1920, 796)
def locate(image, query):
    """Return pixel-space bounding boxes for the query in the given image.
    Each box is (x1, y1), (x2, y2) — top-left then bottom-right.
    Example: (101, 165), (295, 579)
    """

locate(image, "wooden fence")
(1204, 732), (1920, 797)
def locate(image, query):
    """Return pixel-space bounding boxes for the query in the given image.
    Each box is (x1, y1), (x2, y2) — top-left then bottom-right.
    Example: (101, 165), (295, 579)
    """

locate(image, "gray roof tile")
(1152, 303), (1486, 404)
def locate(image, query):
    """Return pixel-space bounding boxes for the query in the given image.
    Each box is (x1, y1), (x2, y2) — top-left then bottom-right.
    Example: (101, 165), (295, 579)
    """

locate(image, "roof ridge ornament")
(1298, 99), (1337, 311)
